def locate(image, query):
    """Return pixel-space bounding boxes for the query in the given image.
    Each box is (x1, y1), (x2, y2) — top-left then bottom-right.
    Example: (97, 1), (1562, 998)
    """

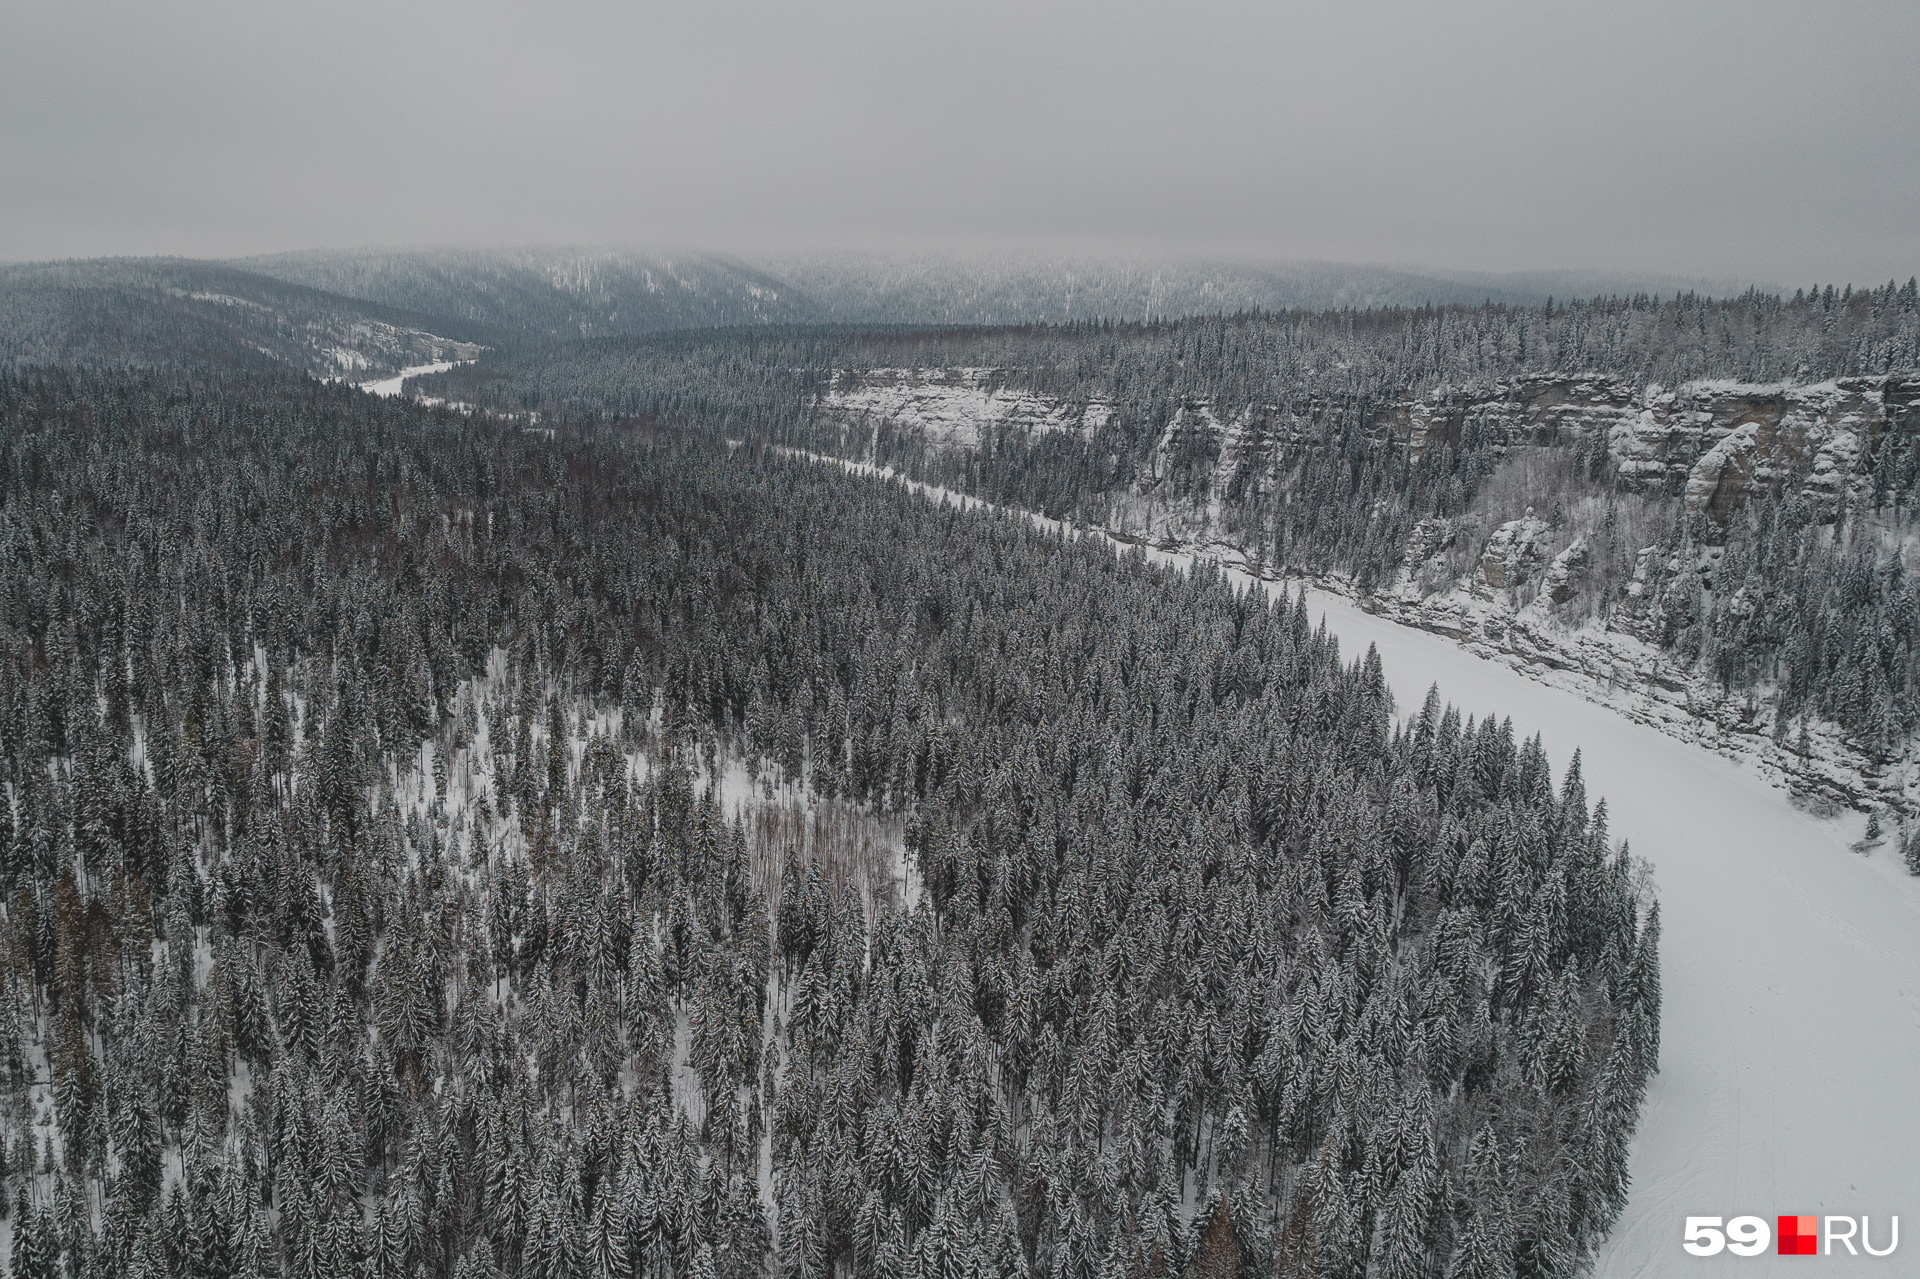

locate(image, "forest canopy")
(0, 367), (1656, 1278)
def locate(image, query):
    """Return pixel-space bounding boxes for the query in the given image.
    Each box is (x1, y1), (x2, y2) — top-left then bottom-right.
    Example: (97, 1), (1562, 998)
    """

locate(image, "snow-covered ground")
(358, 359), (465, 398)
(793, 449), (1920, 1277)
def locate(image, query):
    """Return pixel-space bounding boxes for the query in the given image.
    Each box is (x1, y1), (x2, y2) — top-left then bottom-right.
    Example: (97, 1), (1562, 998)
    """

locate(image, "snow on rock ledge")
(1602, 377), (1897, 519)
(1374, 372), (1916, 525)
(1544, 538), (1588, 604)
(1480, 515), (1547, 590)
(814, 368), (1112, 451)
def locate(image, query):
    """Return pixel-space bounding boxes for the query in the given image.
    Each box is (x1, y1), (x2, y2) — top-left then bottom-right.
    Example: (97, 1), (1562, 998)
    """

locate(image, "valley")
(799, 352), (1920, 820)
(806, 449), (1920, 1278)
(1, 251), (1915, 1278)
(9, 0), (1915, 1273)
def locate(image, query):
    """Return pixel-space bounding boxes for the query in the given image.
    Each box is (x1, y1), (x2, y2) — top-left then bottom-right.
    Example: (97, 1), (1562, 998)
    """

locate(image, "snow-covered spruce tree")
(0, 366), (1657, 1277)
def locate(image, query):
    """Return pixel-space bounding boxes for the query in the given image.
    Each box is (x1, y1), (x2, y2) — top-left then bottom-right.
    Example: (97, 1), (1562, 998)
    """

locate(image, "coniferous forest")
(0, 366), (1656, 1278)
(418, 284), (1920, 770)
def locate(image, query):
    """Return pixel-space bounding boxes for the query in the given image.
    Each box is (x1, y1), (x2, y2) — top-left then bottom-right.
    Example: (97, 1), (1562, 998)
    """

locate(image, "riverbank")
(794, 447), (1920, 1279)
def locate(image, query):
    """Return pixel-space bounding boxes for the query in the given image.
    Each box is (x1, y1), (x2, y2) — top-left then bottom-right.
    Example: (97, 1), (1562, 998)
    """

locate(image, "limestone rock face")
(1600, 377), (1894, 519)
(816, 366), (1919, 533)
(1375, 375), (1639, 456)
(1404, 517), (1456, 566)
(814, 368), (1112, 450)
(1374, 372), (1915, 526)
(1545, 538), (1589, 604)
(1481, 517), (1547, 590)
(1398, 517), (1460, 594)
(1268, 371), (1914, 531)
(1683, 422), (1761, 524)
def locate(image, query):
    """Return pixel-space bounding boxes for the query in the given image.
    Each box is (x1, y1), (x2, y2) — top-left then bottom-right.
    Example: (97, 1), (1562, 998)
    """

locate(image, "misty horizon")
(0, 230), (1899, 308)
(0, 241), (1831, 318)
(16, 241), (1801, 297)
(7, 1), (1918, 286)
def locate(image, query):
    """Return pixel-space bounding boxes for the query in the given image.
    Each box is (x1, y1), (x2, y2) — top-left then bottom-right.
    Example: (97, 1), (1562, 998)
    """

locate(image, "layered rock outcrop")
(1375, 372), (1920, 524)
(1606, 379), (1892, 518)
(1480, 516), (1547, 590)
(1374, 375), (1639, 456)
(818, 366), (1920, 531)
(1544, 538), (1589, 604)
(814, 368), (1112, 450)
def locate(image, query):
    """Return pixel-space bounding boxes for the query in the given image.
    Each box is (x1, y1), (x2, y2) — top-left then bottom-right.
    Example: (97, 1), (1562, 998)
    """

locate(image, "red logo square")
(1778, 1216), (1818, 1255)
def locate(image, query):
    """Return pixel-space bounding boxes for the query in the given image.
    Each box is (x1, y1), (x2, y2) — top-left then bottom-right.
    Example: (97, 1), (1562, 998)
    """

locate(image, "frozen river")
(1289, 586), (1919, 1277)
(357, 359), (463, 398)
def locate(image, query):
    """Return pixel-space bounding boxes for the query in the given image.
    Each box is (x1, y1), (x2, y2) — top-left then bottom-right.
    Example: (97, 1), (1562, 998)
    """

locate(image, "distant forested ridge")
(0, 260), (487, 382)
(0, 366), (1656, 1277)
(420, 282), (1920, 794)
(237, 246), (1763, 343)
(234, 248), (816, 348)
(428, 282), (1920, 422)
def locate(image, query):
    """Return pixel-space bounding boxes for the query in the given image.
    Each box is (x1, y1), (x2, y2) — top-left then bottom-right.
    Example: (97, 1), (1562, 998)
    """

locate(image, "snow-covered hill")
(236, 246), (1773, 341)
(0, 259), (482, 379)
(235, 247), (816, 344)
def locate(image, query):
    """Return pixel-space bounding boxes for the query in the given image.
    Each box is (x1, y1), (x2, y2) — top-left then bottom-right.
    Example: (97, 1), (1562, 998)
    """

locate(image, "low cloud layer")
(5, 0), (1916, 284)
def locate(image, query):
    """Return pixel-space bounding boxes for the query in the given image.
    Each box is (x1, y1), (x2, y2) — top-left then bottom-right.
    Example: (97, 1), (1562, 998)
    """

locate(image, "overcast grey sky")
(5, 0), (1916, 284)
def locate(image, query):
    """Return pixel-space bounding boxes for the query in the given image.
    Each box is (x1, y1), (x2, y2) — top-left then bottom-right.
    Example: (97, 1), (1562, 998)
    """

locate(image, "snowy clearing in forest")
(791, 448), (1920, 1279)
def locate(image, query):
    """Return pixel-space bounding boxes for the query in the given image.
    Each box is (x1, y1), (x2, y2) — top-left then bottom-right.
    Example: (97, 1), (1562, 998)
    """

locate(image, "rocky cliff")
(1377, 372), (1920, 524)
(814, 368), (1113, 451)
(810, 365), (1920, 815)
(831, 366), (1920, 531)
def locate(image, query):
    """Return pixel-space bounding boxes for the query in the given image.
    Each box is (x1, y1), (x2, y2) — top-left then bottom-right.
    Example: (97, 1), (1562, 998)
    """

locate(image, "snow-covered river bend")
(813, 454), (1920, 1277)
(357, 359), (465, 398)
(1297, 589), (1919, 1277)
